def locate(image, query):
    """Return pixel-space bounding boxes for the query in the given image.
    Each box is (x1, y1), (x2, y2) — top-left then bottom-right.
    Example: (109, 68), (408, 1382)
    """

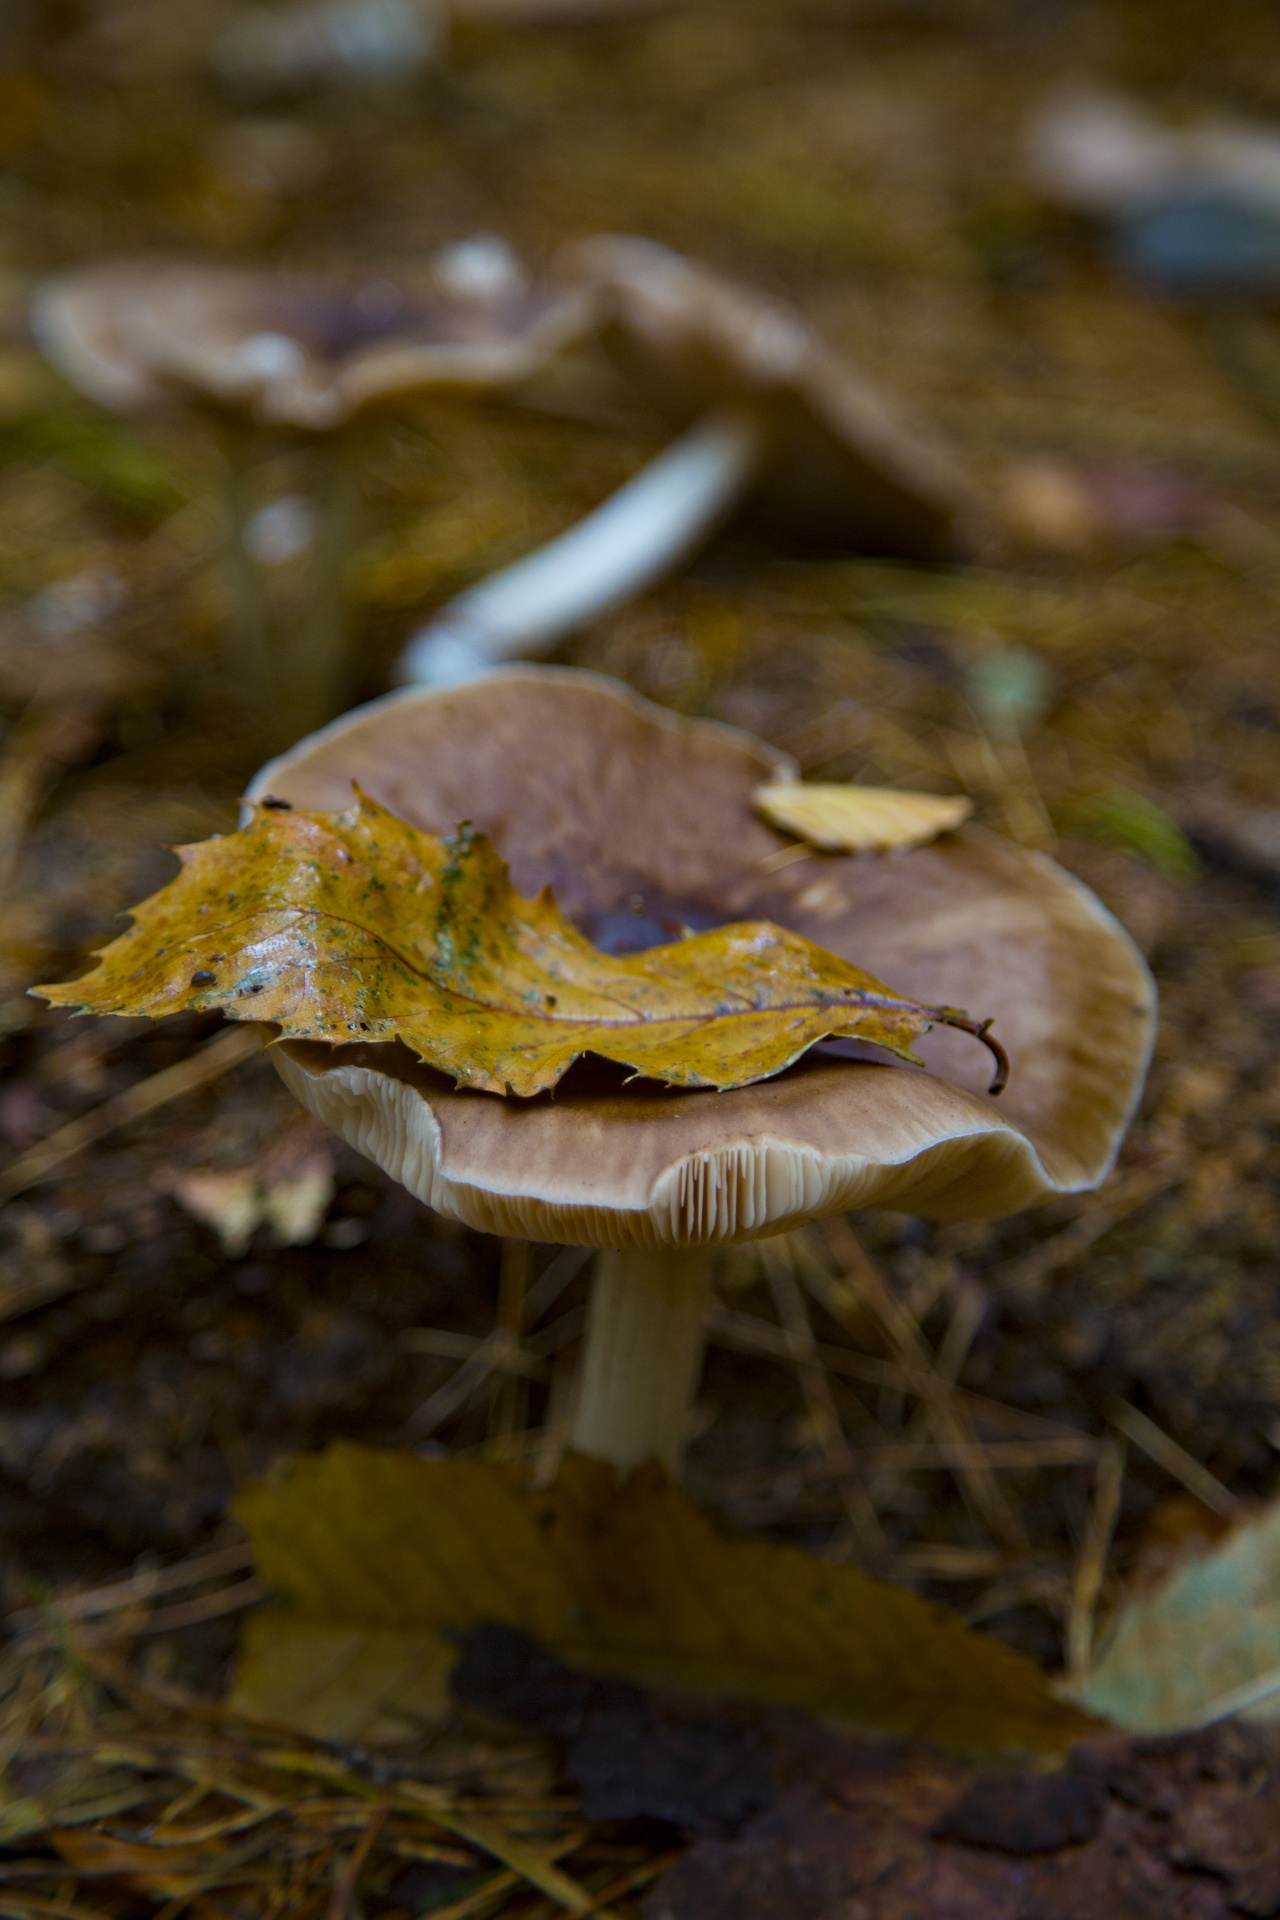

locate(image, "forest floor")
(1, 1), (1280, 1914)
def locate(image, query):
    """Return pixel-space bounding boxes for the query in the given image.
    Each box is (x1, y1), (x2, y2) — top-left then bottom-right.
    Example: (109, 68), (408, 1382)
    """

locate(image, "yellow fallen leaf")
(756, 783), (973, 855)
(35, 791), (1005, 1098)
(231, 1444), (1090, 1752)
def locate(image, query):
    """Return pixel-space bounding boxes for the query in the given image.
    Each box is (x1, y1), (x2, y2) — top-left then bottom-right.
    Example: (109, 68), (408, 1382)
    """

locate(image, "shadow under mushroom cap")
(248, 667), (1157, 1246)
(560, 234), (981, 561)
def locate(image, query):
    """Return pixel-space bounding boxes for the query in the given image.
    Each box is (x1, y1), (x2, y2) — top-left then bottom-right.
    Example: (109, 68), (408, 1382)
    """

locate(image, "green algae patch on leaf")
(34, 790), (1002, 1098)
(231, 1443), (1091, 1752)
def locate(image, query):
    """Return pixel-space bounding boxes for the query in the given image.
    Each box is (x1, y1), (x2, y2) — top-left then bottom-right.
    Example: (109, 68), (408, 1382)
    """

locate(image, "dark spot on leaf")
(190, 970), (216, 986)
(450, 1623), (641, 1737)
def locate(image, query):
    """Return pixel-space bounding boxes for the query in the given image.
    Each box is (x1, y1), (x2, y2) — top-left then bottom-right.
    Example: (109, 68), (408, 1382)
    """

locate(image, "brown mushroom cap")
(32, 257), (594, 430)
(247, 669), (1155, 1247)
(560, 235), (980, 562)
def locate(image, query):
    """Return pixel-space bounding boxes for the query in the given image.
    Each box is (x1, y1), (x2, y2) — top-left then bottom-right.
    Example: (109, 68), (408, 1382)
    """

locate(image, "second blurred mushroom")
(399, 235), (981, 687)
(32, 241), (594, 741)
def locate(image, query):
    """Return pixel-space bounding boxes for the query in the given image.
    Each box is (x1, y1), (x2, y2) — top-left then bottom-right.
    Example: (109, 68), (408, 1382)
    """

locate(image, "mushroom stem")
(218, 426), (273, 713)
(571, 1244), (714, 1478)
(395, 409), (765, 688)
(284, 425), (363, 741)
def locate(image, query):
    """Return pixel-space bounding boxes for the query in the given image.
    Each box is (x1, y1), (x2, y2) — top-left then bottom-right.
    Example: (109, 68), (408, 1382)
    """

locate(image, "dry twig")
(706, 1306), (1094, 1446)
(1066, 1435), (1127, 1686)
(490, 1240), (531, 1446)
(806, 1221), (1027, 1549)
(0, 1026), (266, 1206)
(405, 1249), (590, 1440)
(996, 1158), (1185, 1298)
(1105, 1398), (1239, 1518)
(7, 1544), (255, 1636)
(324, 1798), (389, 1920)
(760, 1239), (888, 1558)
(0, 1620), (652, 1920)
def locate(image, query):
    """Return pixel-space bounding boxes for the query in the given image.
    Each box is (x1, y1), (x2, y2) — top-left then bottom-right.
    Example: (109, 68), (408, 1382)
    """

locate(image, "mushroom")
(31, 242), (594, 738)
(398, 236), (980, 688)
(244, 665), (1155, 1476)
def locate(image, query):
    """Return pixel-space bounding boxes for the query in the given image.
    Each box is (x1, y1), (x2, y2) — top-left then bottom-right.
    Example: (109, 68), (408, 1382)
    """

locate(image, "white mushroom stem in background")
(571, 1246), (714, 1477)
(395, 410), (764, 688)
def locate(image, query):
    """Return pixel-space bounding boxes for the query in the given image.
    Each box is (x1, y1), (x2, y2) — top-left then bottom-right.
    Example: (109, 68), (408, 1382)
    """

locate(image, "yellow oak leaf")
(34, 790), (1004, 1098)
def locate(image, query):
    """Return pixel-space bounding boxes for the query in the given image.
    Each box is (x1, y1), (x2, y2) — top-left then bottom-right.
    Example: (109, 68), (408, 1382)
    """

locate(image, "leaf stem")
(933, 1011), (1010, 1096)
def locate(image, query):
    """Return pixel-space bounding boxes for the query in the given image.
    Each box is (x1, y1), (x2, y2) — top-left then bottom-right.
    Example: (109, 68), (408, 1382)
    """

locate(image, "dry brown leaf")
(158, 1121), (334, 1255)
(756, 783), (973, 855)
(159, 1167), (261, 1259)
(35, 791), (1005, 1098)
(231, 1443), (1089, 1752)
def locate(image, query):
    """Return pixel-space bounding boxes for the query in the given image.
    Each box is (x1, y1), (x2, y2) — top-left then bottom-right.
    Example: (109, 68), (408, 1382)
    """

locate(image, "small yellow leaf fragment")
(756, 783), (973, 856)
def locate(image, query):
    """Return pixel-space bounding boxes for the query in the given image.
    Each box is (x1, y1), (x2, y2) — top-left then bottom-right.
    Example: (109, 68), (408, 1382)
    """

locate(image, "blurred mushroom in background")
(31, 241), (596, 741)
(1027, 85), (1280, 299)
(398, 236), (981, 689)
